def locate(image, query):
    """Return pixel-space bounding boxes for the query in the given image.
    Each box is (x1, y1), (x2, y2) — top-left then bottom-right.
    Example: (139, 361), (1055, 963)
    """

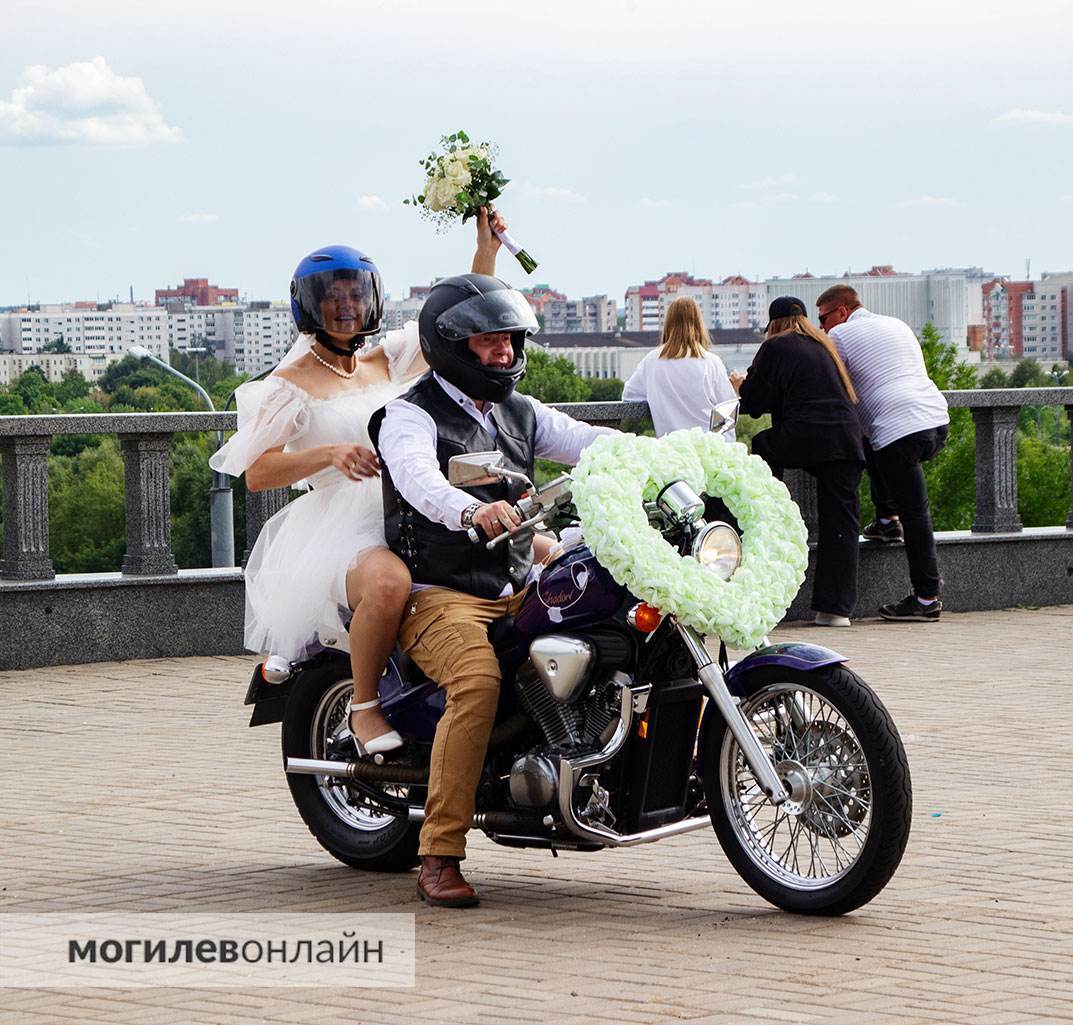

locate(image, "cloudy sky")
(2, 0), (1071, 306)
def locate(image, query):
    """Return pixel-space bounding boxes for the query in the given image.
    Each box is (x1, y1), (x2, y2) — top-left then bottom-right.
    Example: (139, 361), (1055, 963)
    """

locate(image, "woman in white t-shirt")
(622, 296), (738, 524)
(622, 296), (737, 439)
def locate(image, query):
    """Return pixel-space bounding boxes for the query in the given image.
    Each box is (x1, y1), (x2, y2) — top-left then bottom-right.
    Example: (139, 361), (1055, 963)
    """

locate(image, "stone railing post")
(0, 436), (55, 580)
(244, 487), (289, 565)
(1067, 406), (1073, 531)
(119, 434), (178, 575)
(971, 407), (1022, 533)
(784, 469), (819, 543)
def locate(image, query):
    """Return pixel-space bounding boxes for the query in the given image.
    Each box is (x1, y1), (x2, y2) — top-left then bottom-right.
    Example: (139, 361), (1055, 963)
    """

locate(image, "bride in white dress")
(211, 214), (508, 752)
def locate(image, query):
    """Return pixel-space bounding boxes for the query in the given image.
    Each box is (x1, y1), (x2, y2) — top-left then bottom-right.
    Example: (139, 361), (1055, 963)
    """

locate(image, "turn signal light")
(627, 603), (662, 633)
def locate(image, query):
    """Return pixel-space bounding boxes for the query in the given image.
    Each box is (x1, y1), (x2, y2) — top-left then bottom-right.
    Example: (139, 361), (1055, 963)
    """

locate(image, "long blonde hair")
(659, 297), (711, 359)
(767, 314), (858, 403)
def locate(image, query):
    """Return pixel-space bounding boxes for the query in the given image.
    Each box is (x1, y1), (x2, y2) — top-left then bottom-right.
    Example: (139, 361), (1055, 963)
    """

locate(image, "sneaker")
(863, 519), (904, 543)
(878, 595), (942, 622)
(814, 612), (852, 627)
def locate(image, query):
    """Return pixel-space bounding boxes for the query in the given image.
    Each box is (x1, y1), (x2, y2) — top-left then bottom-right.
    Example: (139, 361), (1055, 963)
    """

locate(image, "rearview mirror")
(710, 398), (740, 434)
(448, 451), (504, 486)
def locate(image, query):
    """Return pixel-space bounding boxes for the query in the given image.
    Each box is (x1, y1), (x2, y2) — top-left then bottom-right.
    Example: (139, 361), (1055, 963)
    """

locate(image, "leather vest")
(369, 375), (537, 599)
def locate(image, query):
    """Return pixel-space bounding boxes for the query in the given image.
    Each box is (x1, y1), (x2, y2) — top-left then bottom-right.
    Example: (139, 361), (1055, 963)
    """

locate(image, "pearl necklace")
(310, 345), (359, 379)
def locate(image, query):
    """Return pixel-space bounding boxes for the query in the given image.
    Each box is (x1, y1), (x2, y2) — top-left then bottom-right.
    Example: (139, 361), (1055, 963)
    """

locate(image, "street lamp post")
(128, 345), (235, 568)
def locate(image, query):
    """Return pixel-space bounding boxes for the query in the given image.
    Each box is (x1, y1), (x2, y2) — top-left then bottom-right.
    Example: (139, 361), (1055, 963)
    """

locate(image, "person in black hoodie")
(730, 296), (864, 626)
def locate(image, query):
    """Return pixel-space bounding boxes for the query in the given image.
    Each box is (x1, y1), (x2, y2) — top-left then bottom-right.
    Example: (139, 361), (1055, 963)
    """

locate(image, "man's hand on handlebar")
(472, 500), (522, 539)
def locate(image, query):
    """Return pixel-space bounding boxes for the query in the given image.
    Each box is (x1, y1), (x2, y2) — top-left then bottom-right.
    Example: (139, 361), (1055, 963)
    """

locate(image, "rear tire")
(282, 658), (420, 872)
(702, 664), (911, 915)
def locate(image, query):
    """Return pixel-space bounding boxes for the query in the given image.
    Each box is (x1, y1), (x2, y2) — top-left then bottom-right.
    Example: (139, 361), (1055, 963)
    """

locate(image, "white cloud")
(516, 181), (587, 204)
(357, 194), (389, 212)
(901, 195), (956, 207)
(995, 108), (1073, 127)
(0, 56), (181, 146)
(640, 196), (671, 208)
(175, 212), (219, 224)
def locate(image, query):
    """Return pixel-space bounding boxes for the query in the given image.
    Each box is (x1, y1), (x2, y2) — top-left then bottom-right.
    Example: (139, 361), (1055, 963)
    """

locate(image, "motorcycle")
(246, 407), (912, 915)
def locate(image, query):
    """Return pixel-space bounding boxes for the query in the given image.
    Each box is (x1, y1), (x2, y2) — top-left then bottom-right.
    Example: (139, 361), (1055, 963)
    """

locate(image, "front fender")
(725, 642), (846, 694)
(696, 642), (847, 774)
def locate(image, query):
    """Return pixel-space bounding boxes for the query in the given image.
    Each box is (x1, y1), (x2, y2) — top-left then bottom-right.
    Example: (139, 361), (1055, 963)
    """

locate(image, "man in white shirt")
(370, 274), (613, 907)
(817, 285), (949, 622)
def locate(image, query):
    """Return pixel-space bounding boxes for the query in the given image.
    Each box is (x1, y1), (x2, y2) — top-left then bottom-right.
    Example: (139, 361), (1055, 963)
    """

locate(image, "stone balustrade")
(0, 392), (1071, 581)
(1, 391), (1072, 670)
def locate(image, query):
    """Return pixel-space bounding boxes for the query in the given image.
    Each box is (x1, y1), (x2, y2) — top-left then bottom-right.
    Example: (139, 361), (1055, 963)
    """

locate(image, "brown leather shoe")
(416, 856), (479, 908)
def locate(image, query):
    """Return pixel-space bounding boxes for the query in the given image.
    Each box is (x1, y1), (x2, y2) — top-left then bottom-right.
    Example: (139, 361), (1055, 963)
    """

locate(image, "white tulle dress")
(210, 324), (423, 660)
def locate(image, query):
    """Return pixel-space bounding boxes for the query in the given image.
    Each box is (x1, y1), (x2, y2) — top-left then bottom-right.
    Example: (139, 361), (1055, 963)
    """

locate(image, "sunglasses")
(818, 308), (841, 327)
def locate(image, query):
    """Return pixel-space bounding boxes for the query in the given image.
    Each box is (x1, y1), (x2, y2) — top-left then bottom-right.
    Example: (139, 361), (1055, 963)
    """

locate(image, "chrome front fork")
(675, 622), (788, 805)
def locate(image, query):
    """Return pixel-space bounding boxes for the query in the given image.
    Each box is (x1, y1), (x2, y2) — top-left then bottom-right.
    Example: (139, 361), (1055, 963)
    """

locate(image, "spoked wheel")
(702, 664), (911, 915)
(282, 659), (420, 872)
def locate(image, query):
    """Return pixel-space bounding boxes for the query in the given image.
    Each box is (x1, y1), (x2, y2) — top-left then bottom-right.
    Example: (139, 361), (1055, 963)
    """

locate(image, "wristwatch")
(460, 502), (482, 528)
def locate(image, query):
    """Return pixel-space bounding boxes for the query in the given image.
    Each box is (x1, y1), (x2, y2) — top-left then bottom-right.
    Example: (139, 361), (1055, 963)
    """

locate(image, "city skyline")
(2, 1), (1072, 306)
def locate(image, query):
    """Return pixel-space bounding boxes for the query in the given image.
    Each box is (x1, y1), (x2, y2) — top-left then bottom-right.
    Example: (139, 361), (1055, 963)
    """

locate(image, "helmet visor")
(292, 268), (383, 336)
(435, 289), (539, 342)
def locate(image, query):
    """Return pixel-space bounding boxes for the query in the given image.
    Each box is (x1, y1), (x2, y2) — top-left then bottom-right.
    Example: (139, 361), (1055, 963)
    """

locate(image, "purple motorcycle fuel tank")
(507, 543), (627, 654)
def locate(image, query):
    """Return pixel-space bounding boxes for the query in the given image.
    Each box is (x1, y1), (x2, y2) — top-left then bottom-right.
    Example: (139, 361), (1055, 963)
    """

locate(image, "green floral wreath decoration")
(570, 429), (808, 649)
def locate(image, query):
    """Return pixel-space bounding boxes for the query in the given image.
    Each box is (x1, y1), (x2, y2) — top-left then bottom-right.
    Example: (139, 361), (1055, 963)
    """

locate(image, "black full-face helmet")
(418, 274), (539, 402)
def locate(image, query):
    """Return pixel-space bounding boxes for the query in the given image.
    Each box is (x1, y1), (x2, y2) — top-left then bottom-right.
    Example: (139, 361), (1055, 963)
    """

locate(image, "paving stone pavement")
(1, 606), (1071, 1025)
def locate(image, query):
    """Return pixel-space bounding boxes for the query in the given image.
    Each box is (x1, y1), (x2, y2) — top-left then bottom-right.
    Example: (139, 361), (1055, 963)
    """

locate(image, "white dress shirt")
(622, 349), (737, 439)
(377, 373), (614, 531)
(828, 308), (949, 450)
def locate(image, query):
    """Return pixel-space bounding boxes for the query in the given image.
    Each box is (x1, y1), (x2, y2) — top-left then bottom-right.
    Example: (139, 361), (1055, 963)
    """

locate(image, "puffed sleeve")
(380, 320), (425, 383)
(209, 377), (310, 477)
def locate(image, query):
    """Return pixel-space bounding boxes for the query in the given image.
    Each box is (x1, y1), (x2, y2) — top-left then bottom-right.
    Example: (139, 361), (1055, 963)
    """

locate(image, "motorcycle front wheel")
(701, 664), (911, 915)
(282, 658), (421, 872)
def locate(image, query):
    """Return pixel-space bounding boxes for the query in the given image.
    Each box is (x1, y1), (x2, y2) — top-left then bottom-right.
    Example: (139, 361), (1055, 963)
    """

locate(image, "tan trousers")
(398, 586), (527, 858)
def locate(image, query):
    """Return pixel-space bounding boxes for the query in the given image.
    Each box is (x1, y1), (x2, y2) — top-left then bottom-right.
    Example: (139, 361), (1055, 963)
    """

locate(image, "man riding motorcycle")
(369, 273), (615, 907)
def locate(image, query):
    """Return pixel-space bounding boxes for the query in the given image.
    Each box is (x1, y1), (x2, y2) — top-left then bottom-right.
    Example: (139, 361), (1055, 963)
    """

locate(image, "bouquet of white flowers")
(405, 130), (538, 274)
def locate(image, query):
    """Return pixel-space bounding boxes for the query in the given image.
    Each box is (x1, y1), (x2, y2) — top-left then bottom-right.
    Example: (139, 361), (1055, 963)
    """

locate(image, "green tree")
(1009, 358), (1048, 388)
(55, 369), (90, 405)
(517, 347), (590, 403)
(978, 366), (1009, 389)
(0, 392), (26, 415)
(48, 439), (126, 572)
(920, 322), (976, 390)
(1018, 434), (1072, 526)
(13, 367), (54, 413)
(41, 335), (72, 354)
(99, 355), (169, 394)
(586, 377), (624, 401)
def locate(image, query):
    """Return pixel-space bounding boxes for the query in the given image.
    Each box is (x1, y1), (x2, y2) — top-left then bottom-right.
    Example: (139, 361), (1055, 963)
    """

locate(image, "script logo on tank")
(537, 560), (590, 612)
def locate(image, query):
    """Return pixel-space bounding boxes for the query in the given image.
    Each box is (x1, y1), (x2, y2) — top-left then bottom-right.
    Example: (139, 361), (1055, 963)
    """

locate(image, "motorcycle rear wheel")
(702, 664), (911, 915)
(282, 658), (420, 872)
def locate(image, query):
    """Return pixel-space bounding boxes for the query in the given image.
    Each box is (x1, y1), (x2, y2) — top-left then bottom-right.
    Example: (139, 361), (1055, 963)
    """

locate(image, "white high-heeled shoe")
(345, 698), (403, 757)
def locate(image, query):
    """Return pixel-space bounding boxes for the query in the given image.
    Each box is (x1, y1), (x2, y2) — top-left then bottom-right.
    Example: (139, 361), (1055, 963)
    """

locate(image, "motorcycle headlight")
(692, 522), (742, 580)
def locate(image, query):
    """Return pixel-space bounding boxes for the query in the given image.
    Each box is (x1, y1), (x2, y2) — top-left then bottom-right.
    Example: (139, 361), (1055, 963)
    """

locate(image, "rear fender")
(696, 642), (847, 773)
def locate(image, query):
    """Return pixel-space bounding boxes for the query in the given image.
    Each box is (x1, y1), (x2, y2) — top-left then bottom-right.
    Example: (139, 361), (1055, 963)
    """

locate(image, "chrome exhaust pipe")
(285, 757), (429, 784)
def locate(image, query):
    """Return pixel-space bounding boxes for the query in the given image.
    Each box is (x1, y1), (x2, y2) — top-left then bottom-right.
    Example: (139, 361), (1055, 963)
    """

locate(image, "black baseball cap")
(766, 296), (807, 324)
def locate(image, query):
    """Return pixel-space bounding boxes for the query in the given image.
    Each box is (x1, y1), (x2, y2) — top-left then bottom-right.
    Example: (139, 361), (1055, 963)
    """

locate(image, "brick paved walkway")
(1, 607), (1071, 1025)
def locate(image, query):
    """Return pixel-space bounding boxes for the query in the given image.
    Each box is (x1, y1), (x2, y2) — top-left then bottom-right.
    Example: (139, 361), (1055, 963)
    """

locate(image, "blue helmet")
(289, 245), (384, 345)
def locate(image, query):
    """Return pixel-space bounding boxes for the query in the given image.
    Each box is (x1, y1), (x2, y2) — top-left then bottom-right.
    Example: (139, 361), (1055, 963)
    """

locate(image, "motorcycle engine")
(509, 661), (623, 809)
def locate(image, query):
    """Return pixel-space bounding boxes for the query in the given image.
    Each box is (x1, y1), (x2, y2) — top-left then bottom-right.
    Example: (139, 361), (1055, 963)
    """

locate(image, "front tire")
(702, 664), (911, 915)
(282, 658), (420, 872)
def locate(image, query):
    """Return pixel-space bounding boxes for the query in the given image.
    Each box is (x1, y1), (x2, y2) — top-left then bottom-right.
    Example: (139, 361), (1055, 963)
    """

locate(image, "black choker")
(314, 330), (366, 357)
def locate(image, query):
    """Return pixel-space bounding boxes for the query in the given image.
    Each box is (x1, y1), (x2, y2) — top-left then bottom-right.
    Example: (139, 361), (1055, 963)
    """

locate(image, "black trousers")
(752, 431), (861, 617)
(864, 425), (948, 598)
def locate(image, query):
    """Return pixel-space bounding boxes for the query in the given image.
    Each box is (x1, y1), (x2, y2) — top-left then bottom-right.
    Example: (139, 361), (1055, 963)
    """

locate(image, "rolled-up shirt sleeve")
(528, 395), (616, 463)
(377, 399), (475, 530)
